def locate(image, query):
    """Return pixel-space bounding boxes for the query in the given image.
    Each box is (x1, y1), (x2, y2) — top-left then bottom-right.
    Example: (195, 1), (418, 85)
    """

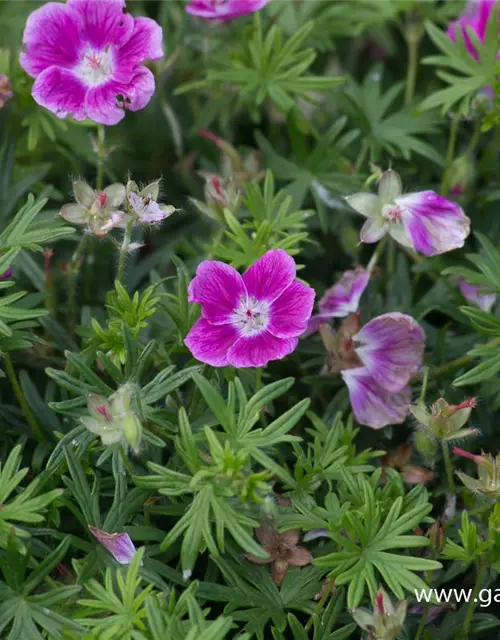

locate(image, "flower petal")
(227, 332), (298, 368)
(396, 191), (471, 256)
(20, 2), (82, 77)
(243, 249), (296, 304)
(267, 281), (315, 338)
(301, 314), (331, 337)
(378, 169), (402, 203)
(184, 318), (239, 367)
(319, 267), (370, 318)
(60, 204), (87, 224)
(345, 193), (381, 218)
(70, 0), (134, 49)
(84, 68), (156, 125)
(187, 0), (270, 21)
(458, 277), (497, 312)
(32, 67), (87, 121)
(104, 183), (126, 207)
(360, 216), (388, 243)
(116, 17), (163, 73)
(188, 260), (246, 325)
(255, 523), (278, 549)
(279, 529), (300, 547)
(88, 525), (137, 564)
(354, 312), (425, 393)
(272, 559), (289, 585)
(287, 546), (313, 567)
(342, 367), (411, 429)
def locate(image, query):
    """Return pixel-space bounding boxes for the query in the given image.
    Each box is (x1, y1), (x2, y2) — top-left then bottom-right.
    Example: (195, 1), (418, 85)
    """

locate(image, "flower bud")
(352, 587), (407, 640)
(453, 447), (500, 498)
(427, 521), (446, 555)
(448, 155), (475, 197)
(413, 427), (438, 461)
(410, 397), (477, 442)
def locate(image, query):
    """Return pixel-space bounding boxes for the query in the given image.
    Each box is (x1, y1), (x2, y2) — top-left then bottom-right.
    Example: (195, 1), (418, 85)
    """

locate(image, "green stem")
(305, 579), (332, 632)
(96, 124), (106, 191)
(419, 366), (429, 406)
(466, 119), (482, 158)
(441, 440), (456, 493)
(461, 563), (486, 638)
(67, 233), (90, 334)
(386, 237), (396, 277)
(354, 141), (369, 173)
(117, 220), (133, 284)
(4, 352), (44, 443)
(414, 601), (430, 640)
(367, 236), (387, 273)
(441, 113), (461, 195)
(404, 25), (421, 104)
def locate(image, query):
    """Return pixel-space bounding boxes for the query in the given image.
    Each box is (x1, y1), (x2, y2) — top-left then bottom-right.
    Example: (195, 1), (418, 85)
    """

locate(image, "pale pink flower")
(186, 0), (270, 22)
(321, 312), (425, 429)
(88, 525), (137, 564)
(184, 249), (315, 368)
(458, 277), (497, 312)
(20, 0), (163, 125)
(304, 267), (369, 335)
(346, 170), (470, 256)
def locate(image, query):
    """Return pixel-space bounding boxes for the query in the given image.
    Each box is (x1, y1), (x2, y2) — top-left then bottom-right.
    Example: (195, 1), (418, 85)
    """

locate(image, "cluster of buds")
(190, 128), (264, 222)
(60, 178), (177, 237)
(81, 384), (142, 452)
(352, 588), (407, 640)
(453, 447), (500, 498)
(411, 397), (477, 461)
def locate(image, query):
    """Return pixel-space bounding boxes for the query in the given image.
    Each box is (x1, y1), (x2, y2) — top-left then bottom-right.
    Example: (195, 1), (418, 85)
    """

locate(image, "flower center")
(76, 47), (113, 87)
(382, 203), (404, 223)
(232, 296), (270, 336)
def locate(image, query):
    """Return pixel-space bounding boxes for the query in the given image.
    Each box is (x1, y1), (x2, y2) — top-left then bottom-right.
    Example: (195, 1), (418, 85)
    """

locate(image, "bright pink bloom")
(20, 0), (163, 125)
(458, 277), (497, 312)
(186, 0), (270, 22)
(184, 249), (315, 368)
(88, 525), (137, 564)
(336, 312), (425, 429)
(304, 267), (369, 336)
(447, 0), (497, 58)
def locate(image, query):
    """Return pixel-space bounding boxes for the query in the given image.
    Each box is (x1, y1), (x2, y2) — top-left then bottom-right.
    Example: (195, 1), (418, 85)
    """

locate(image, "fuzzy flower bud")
(126, 179), (177, 225)
(60, 181), (127, 237)
(411, 397), (478, 442)
(453, 447), (500, 498)
(81, 385), (142, 452)
(352, 587), (407, 640)
(191, 173), (241, 222)
(448, 155), (475, 197)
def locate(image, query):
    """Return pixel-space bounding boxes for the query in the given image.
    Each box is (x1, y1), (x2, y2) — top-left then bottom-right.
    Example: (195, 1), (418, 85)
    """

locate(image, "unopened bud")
(427, 521), (446, 554)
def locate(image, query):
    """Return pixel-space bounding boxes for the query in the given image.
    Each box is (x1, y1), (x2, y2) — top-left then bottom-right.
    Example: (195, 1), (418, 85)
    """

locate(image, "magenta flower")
(184, 249), (315, 368)
(321, 312), (425, 429)
(458, 277), (497, 312)
(305, 267), (369, 335)
(20, 0), (163, 126)
(447, 0), (497, 59)
(88, 525), (137, 564)
(346, 170), (470, 257)
(186, 0), (270, 22)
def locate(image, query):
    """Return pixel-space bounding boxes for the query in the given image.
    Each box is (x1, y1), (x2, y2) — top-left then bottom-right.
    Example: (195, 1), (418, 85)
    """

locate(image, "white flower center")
(232, 296), (270, 336)
(76, 48), (113, 87)
(382, 204), (404, 224)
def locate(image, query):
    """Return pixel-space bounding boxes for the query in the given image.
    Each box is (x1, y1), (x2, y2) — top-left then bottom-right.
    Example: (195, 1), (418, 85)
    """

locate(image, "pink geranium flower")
(20, 0), (163, 125)
(346, 170), (471, 257)
(305, 266), (370, 335)
(320, 312), (425, 429)
(186, 0), (270, 22)
(447, 0), (498, 59)
(88, 525), (137, 564)
(184, 249), (315, 368)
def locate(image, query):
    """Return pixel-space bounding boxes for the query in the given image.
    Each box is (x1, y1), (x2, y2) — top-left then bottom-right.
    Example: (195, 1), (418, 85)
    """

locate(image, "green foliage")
(177, 15), (343, 122)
